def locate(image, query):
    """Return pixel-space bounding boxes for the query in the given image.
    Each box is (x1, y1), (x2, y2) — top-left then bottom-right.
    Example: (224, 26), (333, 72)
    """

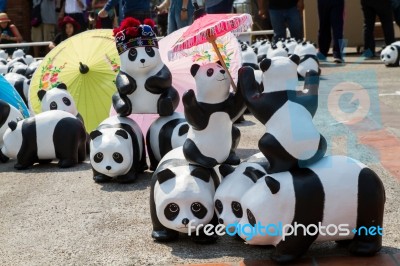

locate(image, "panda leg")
(224, 126), (241, 166)
(183, 139), (218, 168)
(92, 169), (113, 183)
(112, 92), (132, 117)
(146, 127), (159, 171)
(149, 173), (179, 241)
(78, 140), (87, 162)
(298, 134), (327, 168)
(157, 88), (179, 116)
(190, 213), (218, 244)
(0, 150), (9, 163)
(258, 133), (298, 173)
(349, 168), (385, 256)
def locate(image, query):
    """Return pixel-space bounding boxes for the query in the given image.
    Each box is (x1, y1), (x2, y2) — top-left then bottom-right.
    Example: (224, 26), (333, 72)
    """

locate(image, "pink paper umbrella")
(169, 4), (253, 91)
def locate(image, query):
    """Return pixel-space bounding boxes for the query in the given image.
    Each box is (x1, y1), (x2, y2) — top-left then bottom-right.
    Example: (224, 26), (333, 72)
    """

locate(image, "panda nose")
(140, 59), (145, 63)
(218, 218), (224, 224)
(220, 69), (225, 74)
(182, 218), (189, 225)
(106, 166), (111, 170)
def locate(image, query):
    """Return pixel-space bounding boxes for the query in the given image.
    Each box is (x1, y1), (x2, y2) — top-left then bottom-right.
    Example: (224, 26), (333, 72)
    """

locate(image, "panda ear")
(244, 167), (265, 183)
(57, 83), (67, 90)
(8, 121), (17, 131)
(391, 46), (395, 51)
(178, 124), (189, 136)
(289, 54), (300, 65)
(37, 89), (47, 101)
(115, 129), (129, 139)
(156, 168), (176, 184)
(89, 130), (102, 140)
(190, 167), (211, 182)
(265, 175), (280, 194)
(218, 164), (235, 178)
(260, 58), (271, 72)
(190, 64), (201, 77)
(216, 60), (223, 67)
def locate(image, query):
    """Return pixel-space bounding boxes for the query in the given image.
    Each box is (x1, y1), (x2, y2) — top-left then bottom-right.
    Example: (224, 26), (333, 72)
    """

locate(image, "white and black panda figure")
(284, 38), (298, 55)
(267, 44), (289, 59)
(257, 40), (272, 63)
(380, 41), (400, 67)
(294, 41), (321, 78)
(238, 155), (385, 263)
(150, 147), (220, 243)
(146, 112), (189, 171)
(1, 110), (87, 169)
(0, 99), (23, 162)
(214, 152), (268, 229)
(25, 60), (42, 79)
(241, 43), (259, 70)
(89, 115), (147, 183)
(4, 73), (30, 106)
(182, 62), (246, 168)
(112, 18), (179, 117)
(238, 56), (326, 174)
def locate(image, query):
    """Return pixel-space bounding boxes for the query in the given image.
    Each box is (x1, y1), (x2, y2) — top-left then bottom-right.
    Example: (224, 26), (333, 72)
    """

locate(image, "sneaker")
(361, 49), (376, 59)
(317, 52), (327, 61)
(333, 57), (344, 63)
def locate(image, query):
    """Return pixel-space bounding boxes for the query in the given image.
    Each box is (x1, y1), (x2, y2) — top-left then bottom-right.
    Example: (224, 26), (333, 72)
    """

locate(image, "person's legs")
(394, 5), (400, 28)
(375, 2), (395, 45)
(285, 6), (303, 41)
(31, 24), (43, 58)
(167, 3), (178, 35)
(43, 24), (56, 56)
(361, 3), (377, 56)
(331, 0), (345, 60)
(269, 9), (287, 42)
(206, 0), (234, 13)
(124, 11), (153, 22)
(317, 0), (331, 57)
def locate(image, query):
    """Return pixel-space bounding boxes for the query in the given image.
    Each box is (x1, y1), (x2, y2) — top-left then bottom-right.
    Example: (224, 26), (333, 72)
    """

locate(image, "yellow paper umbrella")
(29, 29), (120, 132)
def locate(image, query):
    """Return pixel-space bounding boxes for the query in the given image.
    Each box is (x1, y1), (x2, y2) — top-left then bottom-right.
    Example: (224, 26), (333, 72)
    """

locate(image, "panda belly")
(266, 101), (320, 160)
(127, 79), (160, 114)
(298, 58), (319, 77)
(0, 109), (22, 147)
(310, 156), (359, 242)
(188, 112), (232, 163)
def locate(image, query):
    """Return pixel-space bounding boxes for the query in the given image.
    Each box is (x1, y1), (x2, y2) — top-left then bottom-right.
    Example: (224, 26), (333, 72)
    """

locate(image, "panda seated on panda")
(112, 18), (179, 117)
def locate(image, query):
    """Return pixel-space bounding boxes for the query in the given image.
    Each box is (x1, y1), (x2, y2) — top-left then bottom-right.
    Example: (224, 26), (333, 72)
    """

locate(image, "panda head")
(214, 164), (265, 229)
(0, 49), (8, 60)
(294, 41), (318, 57)
(12, 49), (25, 59)
(241, 43), (258, 66)
(380, 45), (399, 66)
(37, 83), (78, 116)
(260, 55), (300, 92)
(1, 120), (23, 159)
(191, 62), (230, 104)
(154, 166), (217, 233)
(284, 39), (298, 55)
(119, 46), (162, 75)
(89, 128), (133, 177)
(267, 44), (289, 59)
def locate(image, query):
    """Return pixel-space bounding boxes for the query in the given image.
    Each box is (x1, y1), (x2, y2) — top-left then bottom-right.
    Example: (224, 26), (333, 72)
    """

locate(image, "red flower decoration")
(143, 18), (155, 28)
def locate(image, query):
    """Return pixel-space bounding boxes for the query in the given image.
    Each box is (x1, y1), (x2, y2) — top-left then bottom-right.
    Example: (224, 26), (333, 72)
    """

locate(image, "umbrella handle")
(207, 37), (237, 92)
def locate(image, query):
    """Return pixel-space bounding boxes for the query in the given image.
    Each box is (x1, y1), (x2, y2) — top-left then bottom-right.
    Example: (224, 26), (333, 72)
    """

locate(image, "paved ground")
(0, 54), (399, 265)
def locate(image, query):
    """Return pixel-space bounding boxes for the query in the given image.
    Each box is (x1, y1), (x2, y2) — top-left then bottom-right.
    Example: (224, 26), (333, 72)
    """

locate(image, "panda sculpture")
(257, 40), (271, 62)
(241, 43), (259, 70)
(150, 147), (220, 243)
(214, 152), (268, 229)
(294, 41), (321, 78)
(0, 100), (23, 162)
(1, 110), (87, 169)
(238, 56), (326, 173)
(25, 60), (42, 79)
(380, 41), (400, 67)
(4, 73), (30, 106)
(267, 44), (289, 59)
(89, 115), (147, 183)
(284, 38), (298, 55)
(183, 62), (245, 168)
(112, 17), (179, 117)
(238, 155), (385, 263)
(146, 112), (189, 171)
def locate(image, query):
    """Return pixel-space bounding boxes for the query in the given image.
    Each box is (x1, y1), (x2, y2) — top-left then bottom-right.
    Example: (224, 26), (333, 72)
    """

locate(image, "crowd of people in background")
(0, 0), (399, 60)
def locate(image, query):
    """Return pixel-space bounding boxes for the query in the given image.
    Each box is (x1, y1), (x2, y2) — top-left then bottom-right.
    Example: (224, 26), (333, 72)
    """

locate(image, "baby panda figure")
(267, 44), (289, 59)
(1, 110), (87, 169)
(238, 55), (326, 173)
(112, 18), (179, 117)
(294, 41), (321, 78)
(183, 62), (246, 168)
(150, 147), (221, 243)
(0, 100), (23, 162)
(214, 152), (268, 230)
(380, 41), (400, 67)
(257, 40), (272, 63)
(241, 43), (262, 86)
(238, 155), (385, 263)
(89, 116), (147, 183)
(4, 73), (30, 106)
(146, 112), (189, 170)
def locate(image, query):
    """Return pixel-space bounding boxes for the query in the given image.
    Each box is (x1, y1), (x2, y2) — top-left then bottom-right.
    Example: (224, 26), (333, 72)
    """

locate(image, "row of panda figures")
(0, 23), (386, 263)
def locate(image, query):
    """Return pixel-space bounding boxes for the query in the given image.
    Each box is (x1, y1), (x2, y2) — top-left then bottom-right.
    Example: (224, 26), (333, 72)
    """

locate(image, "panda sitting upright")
(112, 18), (179, 117)
(183, 62), (245, 168)
(238, 55), (326, 173)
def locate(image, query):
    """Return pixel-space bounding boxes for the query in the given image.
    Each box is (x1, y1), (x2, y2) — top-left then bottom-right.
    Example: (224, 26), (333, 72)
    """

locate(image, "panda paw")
(58, 159), (77, 168)
(0, 151), (9, 163)
(224, 151), (241, 166)
(93, 174), (113, 183)
(349, 239), (382, 256)
(271, 252), (301, 263)
(14, 163), (31, 170)
(152, 229), (179, 242)
(158, 98), (174, 116)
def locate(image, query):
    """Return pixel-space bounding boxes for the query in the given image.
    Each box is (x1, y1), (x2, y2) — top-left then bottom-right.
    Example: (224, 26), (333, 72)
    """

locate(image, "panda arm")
(291, 70), (320, 117)
(116, 71), (137, 95)
(145, 65), (173, 94)
(183, 89), (208, 130)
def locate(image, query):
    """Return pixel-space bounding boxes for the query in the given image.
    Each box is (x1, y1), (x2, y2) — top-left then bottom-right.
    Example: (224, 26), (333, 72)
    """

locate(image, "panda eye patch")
(231, 201), (243, 218)
(145, 47), (155, 57)
(215, 199), (223, 214)
(128, 48), (138, 61)
(112, 152), (123, 163)
(50, 101), (57, 110)
(165, 203), (180, 221)
(62, 97), (71, 106)
(94, 152), (103, 163)
(191, 202), (207, 219)
(206, 68), (214, 77)
(247, 209), (256, 227)
(387, 55), (391, 59)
